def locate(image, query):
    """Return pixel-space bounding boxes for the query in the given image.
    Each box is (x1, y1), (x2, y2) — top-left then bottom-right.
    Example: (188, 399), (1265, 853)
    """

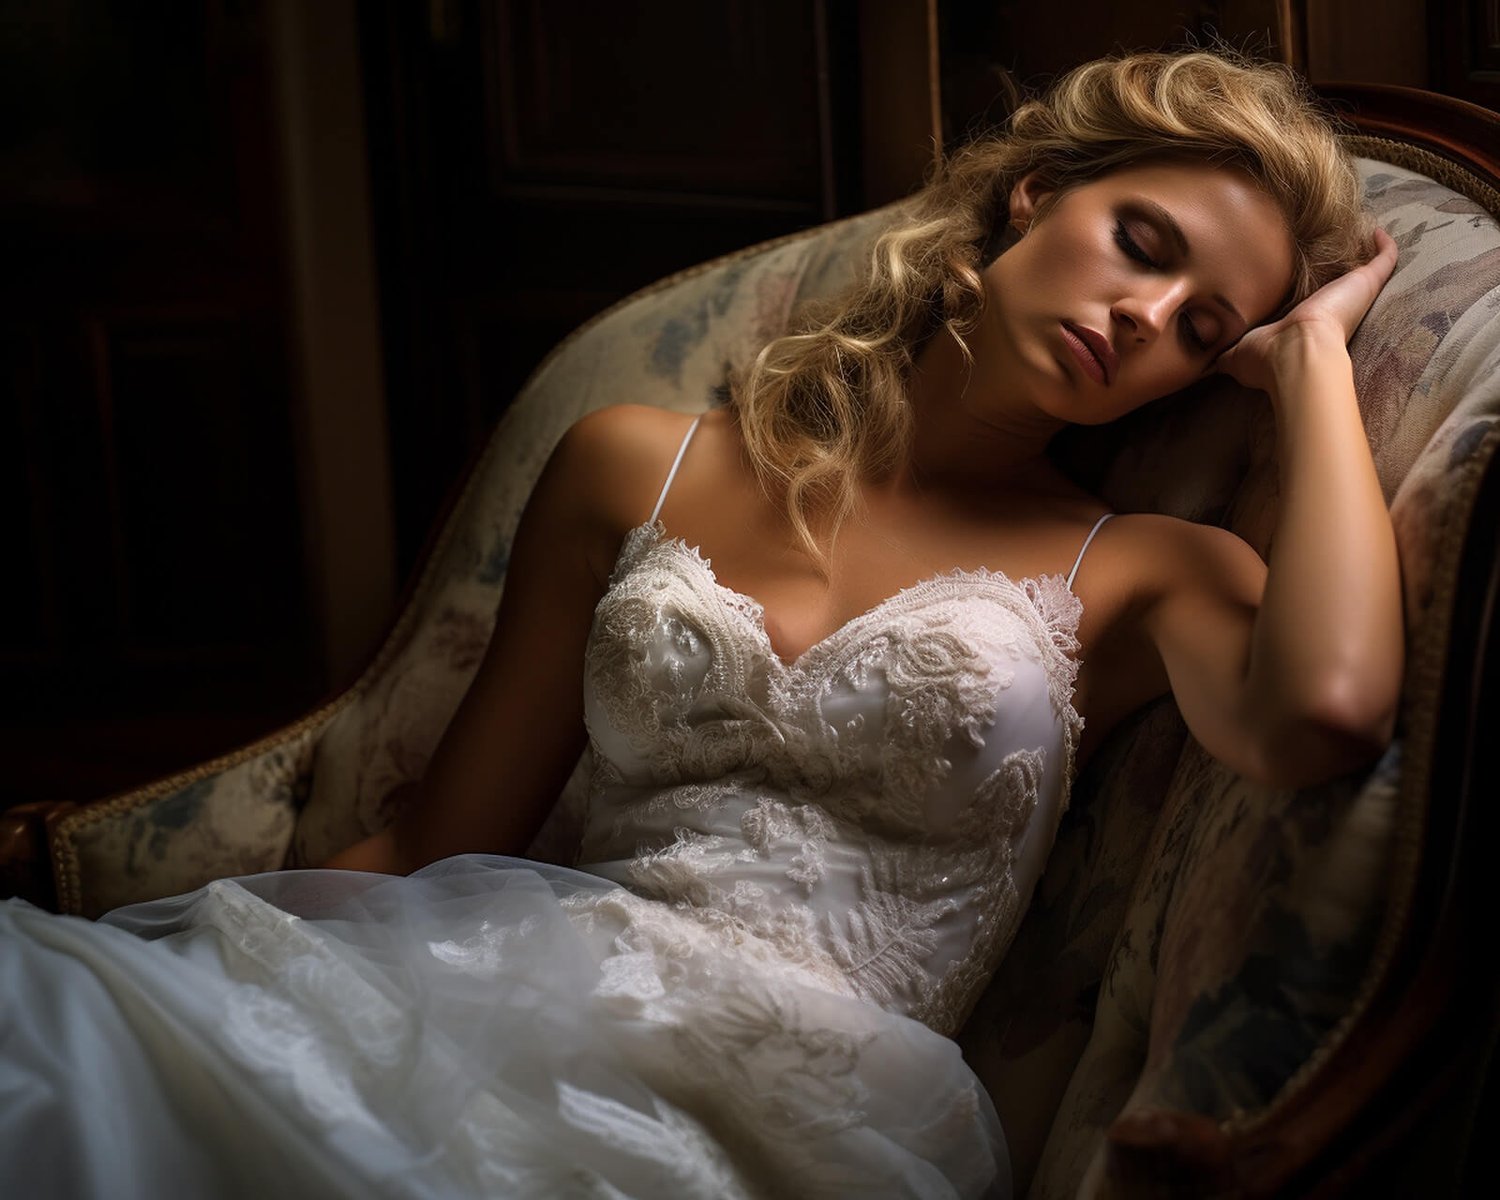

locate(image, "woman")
(1, 51), (1400, 1199)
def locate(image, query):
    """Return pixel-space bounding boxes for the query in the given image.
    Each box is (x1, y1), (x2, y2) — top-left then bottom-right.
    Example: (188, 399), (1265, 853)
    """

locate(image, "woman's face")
(980, 161), (1295, 425)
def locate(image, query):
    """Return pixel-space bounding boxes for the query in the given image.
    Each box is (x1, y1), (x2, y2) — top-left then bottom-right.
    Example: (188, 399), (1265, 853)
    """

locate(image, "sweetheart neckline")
(614, 518), (1084, 674)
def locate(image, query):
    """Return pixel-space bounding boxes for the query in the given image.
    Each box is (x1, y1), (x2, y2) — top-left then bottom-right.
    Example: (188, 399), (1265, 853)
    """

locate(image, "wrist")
(1266, 321), (1348, 379)
(1261, 322), (1352, 412)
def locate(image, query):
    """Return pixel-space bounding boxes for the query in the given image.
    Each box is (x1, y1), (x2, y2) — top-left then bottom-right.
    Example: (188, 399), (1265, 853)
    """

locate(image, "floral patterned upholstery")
(47, 143), (1500, 1197)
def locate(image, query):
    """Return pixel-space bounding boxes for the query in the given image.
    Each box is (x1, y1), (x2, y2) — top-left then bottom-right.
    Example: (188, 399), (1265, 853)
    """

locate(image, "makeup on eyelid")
(974, 161), (1295, 427)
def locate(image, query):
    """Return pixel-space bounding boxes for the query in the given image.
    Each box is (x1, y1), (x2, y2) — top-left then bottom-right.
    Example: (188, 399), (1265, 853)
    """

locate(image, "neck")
(900, 325), (1064, 490)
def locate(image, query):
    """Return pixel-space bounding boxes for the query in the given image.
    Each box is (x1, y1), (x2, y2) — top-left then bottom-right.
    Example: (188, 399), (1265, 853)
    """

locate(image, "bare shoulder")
(561, 402), (697, 448)
(548, 404), (702, 520)
(1106, 512), (1267, 608)
(554, 404), (700, 495)
(531, 404), (703, 583)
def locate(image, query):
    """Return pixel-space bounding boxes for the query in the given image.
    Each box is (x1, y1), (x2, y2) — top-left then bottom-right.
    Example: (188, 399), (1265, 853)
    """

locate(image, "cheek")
(990, 228), (1112, 314)
(1035, 222), (1113, 290)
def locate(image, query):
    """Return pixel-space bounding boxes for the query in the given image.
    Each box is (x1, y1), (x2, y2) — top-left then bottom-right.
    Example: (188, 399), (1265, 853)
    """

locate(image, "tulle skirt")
(0, 855), (1009, 1198)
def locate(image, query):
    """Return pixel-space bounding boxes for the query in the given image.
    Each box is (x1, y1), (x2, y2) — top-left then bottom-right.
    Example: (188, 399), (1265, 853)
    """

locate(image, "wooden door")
(0, 1), (323, 805)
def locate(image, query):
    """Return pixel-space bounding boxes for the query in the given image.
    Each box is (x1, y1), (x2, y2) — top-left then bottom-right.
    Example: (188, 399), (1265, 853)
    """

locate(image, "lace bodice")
(577, 520), (1086, 1036)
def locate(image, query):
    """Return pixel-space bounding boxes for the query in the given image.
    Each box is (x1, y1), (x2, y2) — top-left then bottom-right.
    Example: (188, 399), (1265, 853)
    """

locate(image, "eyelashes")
(1180, 320), (1211, 352)
(1112, 219), (1212, 352)
(1113, 219), (1161, 269)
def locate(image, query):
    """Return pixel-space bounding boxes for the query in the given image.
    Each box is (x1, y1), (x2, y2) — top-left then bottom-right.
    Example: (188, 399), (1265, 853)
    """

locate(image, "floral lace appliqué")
(578, 522), (1083, 1036)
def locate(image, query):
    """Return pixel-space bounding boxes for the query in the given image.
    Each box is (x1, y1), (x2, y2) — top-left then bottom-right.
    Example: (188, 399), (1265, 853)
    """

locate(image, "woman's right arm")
(321, 405), (681, 874)
(1139, 233), (1402, 789)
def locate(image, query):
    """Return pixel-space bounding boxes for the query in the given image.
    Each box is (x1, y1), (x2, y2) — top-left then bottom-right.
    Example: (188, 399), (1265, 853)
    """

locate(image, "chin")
(1034, 388), (1124, 428)
(1076, 403), (1142, 427)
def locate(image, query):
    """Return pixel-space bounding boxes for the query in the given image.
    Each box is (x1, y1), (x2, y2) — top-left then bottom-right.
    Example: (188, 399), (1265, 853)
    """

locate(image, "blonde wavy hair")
(733, 49), (1373, 566)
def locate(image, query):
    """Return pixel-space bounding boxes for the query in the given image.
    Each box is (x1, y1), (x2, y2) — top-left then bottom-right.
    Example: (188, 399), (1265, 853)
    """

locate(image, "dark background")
(2, 0), (1488, 810)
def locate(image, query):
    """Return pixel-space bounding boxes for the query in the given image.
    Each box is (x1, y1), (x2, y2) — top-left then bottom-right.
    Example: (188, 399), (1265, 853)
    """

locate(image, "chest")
(672, 504), (1106, 669)
(583, 526), (1086, 833)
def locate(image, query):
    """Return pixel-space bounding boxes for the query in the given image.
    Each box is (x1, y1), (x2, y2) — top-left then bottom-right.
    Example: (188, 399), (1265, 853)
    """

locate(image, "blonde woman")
(3, 51), (1400, 1200)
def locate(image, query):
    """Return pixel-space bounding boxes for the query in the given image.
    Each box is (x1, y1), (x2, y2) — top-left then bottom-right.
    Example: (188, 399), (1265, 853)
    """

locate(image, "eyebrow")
(1132, 198), (1247, 327)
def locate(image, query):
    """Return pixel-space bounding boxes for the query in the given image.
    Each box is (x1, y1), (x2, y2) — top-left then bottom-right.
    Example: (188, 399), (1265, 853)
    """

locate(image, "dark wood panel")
(488, 0), (824, 198)
(1431, 0), (1500, 110)
(0, 318), (118, 662)
(0, 309), (313, 719)
(0, 0), (323, 763)
(1298, 0), (1426, 87)
(0, 0), (242, 234)
(0, 324), (52, 647)
(97, 315), (304, 651)
(939, 1), (1293, 146)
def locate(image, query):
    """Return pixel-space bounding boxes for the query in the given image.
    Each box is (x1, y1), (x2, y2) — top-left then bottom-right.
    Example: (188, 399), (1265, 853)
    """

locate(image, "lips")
(1060, 321), (1116, 386)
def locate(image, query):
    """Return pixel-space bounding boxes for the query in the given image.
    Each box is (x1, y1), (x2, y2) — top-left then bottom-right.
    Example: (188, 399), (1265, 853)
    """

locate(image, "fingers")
(1353, 226), (1399, 312)
(1362, 226), (1399, 283)
(1218, 224), (1398, 382)
(1315, 227), (1397, 335)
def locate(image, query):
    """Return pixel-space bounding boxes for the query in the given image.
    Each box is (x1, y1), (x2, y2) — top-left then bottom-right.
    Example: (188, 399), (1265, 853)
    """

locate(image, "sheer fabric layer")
(1, 857), (1006, 1199)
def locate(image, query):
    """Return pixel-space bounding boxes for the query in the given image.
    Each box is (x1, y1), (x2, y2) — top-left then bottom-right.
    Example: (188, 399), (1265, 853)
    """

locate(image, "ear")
(1008, 171), (1054, 233)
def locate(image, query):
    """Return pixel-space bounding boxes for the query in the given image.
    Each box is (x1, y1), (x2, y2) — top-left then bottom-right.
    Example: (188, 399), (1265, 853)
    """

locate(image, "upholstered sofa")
(4, 85), (1497, 1197)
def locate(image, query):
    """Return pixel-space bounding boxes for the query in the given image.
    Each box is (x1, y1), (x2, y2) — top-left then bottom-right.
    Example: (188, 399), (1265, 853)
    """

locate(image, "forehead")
(1073, 161), (1296, 323)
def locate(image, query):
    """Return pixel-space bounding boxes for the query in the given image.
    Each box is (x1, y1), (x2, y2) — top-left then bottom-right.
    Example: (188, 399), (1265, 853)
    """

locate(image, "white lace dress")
(0, 517), (1088, 1200)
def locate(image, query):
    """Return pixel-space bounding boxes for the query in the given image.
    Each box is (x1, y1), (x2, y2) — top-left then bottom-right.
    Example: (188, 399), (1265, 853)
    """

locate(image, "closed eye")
(1180, 314), (1211, 352)
(1113, 220), (1160, 269)
(1116, 220), (1215, 353)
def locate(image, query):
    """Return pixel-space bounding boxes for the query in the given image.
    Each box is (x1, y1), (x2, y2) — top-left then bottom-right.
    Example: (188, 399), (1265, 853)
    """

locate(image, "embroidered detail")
(578, 520), (1082, 1036)
(741, 796), (837, 893)
(828, 861), (958, 1010)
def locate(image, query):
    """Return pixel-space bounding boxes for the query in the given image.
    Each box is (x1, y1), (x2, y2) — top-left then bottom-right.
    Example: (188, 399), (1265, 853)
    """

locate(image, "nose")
(1112, 278), (1188, 344)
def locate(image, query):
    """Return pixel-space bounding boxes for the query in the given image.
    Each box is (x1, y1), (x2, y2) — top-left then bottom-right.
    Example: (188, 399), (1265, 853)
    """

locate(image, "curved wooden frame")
(1318, 83), (1500, 185)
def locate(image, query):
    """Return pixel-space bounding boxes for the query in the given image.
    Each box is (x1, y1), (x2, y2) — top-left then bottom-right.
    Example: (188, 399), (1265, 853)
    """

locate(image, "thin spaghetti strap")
(1066, 512), (1114, 591)
(648, 414), (703, 525)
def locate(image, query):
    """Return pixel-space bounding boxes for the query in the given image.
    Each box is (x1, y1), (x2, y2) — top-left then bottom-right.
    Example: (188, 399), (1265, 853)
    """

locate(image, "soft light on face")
(979, 161), (1296, 425)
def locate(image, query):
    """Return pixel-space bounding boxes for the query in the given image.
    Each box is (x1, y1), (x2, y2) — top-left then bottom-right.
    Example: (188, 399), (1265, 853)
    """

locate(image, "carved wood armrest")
(0, 800), (77, 912)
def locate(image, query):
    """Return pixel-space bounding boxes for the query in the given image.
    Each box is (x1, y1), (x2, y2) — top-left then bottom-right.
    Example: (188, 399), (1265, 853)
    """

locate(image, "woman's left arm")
(1152, 229), (1404, 787)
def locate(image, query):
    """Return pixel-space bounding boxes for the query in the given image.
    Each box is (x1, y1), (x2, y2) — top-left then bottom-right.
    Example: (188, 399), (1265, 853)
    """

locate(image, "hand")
(1216, 226), (1398, 393)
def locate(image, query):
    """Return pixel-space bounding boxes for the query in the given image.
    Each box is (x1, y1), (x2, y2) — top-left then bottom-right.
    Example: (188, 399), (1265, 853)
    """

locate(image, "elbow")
(1246, 679), (1399, 790)
(1309, 669), (1400, 753)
